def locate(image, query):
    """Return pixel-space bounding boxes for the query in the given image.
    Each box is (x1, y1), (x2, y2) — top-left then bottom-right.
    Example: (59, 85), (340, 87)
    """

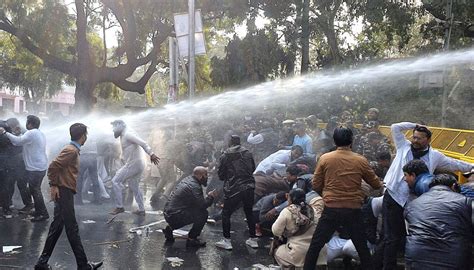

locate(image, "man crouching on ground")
(162, 166), (217, 247)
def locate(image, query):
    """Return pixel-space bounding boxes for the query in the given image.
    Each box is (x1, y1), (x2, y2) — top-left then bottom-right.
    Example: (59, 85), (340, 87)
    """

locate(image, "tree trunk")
(301, 0), (310, 73)
(74, 79), (97, 113)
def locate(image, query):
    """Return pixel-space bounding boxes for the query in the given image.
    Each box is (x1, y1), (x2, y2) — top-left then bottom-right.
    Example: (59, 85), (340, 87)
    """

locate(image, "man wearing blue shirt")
(284, 123), (313, 155)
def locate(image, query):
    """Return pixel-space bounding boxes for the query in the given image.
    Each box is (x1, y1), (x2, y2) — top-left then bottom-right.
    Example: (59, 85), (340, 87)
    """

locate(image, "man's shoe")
(87, 261), (103, 269)
(109, 208), (125, 215)
(215, 238), (233, 250)
(3, 209), (13, 219)
(132, 210), (146, 216)
(245, 237), (259, 249)
(19, 204), (34, 214)
(186, 238), (206, 248)
(34, 263), (52, 270)
(162, 226), (175, 242)
(31, 215), (49, 222)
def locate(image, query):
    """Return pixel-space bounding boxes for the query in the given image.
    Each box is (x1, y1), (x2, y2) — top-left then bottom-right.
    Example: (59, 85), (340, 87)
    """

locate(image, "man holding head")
(379, 122), (474, 269)
(0, 115), (48, 222)
(162, 166), (217, 247)
(35, 123), (102, 270)
(109, 120), (160, 216)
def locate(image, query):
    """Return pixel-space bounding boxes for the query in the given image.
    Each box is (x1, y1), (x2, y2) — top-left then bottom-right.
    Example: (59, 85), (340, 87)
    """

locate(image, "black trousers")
(76, 154), (100, 202)
(26, 170), (48, 216)
(0, 169), (10, 211)
(380, 191), (406, 270)
(222, 188), (256, 238)
(165, 208), (208, 239)
(303, 207), (373, 270)
(38, 187), (88, 269)
(7, 156), (31, 207)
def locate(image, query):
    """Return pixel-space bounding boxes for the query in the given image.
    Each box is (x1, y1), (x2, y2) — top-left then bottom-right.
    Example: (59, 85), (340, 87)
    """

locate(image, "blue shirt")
(286, 134), (313, 154)
(412, 173), (434, 196)
(70, 141), (82, 151)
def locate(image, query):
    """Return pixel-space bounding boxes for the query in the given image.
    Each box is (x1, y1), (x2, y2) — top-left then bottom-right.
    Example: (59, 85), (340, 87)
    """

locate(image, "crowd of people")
(1, 107), (474, 269)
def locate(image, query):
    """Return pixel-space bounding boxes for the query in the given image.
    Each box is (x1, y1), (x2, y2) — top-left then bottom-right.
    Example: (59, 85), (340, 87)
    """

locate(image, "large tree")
(0, 0), (176, 112)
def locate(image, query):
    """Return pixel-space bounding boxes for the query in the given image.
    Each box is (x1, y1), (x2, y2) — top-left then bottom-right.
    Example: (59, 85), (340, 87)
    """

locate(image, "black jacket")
(404, 185), (473, 269)
(164, 175), (213, 216)
(218, 145), (256, 198)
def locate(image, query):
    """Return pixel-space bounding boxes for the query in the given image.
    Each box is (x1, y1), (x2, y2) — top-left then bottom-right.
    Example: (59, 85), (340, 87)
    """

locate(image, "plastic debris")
(251, 264), (281, 270)
(172, 229), (188, 238)
(135, 229), (143, 236)
(206, 218), (216, 224)
(2, 246), (22, 253)
(82, 220), (96, 224)
(129, 220), (166, 233)
(166, 257), (184, 267)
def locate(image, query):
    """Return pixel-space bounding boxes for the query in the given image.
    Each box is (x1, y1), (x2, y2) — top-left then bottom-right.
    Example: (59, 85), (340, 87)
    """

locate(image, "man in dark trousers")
(162, 166), (217, 248)
(215, 135), (258, 250)
(35, 123), (102, 270)
(303, 127), (382, 270)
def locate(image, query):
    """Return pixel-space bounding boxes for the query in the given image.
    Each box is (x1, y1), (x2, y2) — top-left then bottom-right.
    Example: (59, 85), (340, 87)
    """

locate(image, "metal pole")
(168, 37), (175, 103)
(188, 0), (195, 99)
(441, 0), (453, 127)
(174, 38), (180, 94)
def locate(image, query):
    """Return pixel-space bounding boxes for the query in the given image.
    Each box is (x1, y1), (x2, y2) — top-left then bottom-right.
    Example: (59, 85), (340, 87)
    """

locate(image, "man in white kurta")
(109, 120), (159, 215)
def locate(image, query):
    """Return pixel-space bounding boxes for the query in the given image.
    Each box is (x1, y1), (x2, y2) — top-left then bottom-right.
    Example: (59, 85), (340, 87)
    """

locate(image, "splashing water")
(41, 48), (474, 147)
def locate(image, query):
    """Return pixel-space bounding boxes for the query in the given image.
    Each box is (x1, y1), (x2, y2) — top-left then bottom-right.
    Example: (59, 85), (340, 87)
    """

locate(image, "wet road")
(0, 197), (275, 270)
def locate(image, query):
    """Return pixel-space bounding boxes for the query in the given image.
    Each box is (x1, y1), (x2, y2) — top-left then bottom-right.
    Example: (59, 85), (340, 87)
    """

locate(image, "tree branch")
(0, 18), (77, 76)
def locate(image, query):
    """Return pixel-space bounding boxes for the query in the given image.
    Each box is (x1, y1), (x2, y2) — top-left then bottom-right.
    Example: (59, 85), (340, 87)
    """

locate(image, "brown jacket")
(48, 144), (80, 193)
(312, 148), (382, 209)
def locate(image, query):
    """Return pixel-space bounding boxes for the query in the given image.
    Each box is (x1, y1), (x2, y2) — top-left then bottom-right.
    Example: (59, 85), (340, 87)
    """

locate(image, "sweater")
(312, 148), (382, 209)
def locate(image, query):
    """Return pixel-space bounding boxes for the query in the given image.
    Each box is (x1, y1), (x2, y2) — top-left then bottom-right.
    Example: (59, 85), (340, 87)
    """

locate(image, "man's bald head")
(193, 166), (208, 177)
(193, 166), (209, 186)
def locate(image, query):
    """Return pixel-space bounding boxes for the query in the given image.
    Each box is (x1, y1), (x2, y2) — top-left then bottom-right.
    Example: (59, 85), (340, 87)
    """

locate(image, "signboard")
(173, 10), (206, 57)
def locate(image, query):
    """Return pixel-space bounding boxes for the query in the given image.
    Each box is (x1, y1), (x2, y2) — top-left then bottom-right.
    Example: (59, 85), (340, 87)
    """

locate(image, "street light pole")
(188, 0), (195, 99)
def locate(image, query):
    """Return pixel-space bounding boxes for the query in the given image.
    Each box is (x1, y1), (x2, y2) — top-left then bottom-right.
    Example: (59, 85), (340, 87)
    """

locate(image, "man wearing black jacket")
(215, 135), (258, 250)
(162, 166), (216, 248)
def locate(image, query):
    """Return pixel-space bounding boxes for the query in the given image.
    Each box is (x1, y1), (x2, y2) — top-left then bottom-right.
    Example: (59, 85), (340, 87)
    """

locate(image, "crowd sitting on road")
(1, 107), (474, 269)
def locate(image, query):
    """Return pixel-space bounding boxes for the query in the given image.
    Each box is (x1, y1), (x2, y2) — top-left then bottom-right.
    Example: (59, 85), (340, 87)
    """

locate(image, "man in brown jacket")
(303, 126), (382, 270)
(35, 123), (102, 270)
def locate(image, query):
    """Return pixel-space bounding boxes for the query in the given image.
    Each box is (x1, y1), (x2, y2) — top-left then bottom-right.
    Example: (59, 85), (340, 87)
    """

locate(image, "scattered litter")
(106, 216), (117, 224)
(2, 246), (21, 253)
(129, 220), (166, 233)
(82, 220), (96, 224)
(206, 218), (216, 224)
(92, 238), (131, 246)
(251, 264), (280, 270)
(145, 210), (163, 215)
(135, 230), (143, 236)
(172, 229), (189, 238)
(111, 244), (119, 249)
(166, 257), (184, 267)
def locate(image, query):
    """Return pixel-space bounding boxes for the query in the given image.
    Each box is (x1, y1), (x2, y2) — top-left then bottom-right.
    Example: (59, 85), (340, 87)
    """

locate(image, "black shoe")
(87, 261), (103, 269)
(162, 226), (174, 242)
(186, 238), (206, 248)
(34, 263), (52, 270)
(31, 215), (49, 222)
(3, 209), (13, 219)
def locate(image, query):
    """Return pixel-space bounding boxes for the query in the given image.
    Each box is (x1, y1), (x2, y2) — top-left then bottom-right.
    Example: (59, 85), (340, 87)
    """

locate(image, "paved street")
(0, 195), (275, 270)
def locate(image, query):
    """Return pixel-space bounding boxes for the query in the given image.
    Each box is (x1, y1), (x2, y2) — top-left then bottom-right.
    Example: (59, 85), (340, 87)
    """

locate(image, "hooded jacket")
(218, 145), (256, 198)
